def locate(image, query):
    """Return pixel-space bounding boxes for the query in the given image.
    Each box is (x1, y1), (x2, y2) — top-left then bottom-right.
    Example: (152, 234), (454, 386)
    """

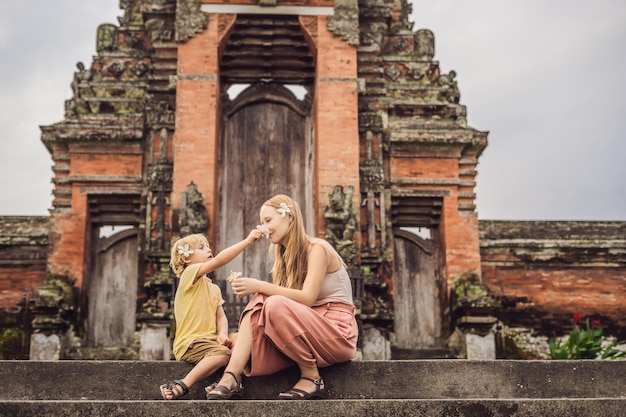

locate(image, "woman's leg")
(207, 311), (253, 394)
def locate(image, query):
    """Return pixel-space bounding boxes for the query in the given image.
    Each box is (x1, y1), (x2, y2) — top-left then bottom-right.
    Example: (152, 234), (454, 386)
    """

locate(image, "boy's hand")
(246, 228), (264, 244)
(218, 334), (232, 348)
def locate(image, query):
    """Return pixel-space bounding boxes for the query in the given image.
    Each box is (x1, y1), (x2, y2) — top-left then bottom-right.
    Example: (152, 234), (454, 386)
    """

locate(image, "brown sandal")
(159, 379), (189, 400)
(206, 371), (244, 400)
(277, 376), (326, 400)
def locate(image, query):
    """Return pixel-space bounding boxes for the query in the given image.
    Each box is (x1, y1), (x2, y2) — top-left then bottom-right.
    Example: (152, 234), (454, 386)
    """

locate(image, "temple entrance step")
(1, 360), (624, 417)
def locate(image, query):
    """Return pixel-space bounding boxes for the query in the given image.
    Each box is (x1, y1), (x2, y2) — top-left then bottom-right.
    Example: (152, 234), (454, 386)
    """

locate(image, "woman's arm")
(231, 243), (328, 306)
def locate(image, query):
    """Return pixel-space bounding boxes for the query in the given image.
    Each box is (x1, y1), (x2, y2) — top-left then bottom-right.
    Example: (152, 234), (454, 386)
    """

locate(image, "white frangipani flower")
(256, 224), (270, 239)
(177, 243), (194, 257)
(277, 202), (291, 218)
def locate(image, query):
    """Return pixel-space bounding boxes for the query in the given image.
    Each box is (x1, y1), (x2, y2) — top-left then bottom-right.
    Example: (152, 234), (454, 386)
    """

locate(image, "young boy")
(159, 229), (263, 400)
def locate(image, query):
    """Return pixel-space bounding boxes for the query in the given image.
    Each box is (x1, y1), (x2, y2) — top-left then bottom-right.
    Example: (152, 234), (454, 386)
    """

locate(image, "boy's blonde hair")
(169, 234), (208, 278)
(264, 194), (310, 290)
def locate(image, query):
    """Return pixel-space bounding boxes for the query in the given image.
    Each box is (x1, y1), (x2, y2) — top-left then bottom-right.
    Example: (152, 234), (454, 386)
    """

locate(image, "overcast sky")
(1, 1), (625, 220)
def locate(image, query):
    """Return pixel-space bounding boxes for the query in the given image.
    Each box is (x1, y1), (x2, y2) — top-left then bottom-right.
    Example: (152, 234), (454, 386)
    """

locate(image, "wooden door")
(218, 84), (313, 322)
(393, 228), (440, 348)
(87, 228), (138, 347)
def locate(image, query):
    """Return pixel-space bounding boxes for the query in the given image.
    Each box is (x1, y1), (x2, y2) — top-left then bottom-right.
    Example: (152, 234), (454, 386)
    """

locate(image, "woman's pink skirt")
(241, 293), (358, 377)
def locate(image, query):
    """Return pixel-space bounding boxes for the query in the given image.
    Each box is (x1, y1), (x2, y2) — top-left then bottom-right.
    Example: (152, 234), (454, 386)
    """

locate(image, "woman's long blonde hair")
(264, 194), (310, 289)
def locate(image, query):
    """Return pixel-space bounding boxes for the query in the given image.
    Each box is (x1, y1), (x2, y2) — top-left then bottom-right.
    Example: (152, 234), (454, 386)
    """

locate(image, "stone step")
(2, 398), (624, 417)
(1, 360), (624, 401)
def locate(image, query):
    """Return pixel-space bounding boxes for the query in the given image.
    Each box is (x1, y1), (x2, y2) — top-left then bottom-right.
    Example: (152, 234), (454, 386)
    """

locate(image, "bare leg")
(161, 354), (229, 400)
(207, 312), (253, 394)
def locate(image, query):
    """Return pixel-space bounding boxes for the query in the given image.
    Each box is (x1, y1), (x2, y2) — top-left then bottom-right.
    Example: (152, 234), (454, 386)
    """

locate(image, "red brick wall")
(480, 220), (626, 338)
(0, 216), (48, 308)
(314, 16), (360, 236)
(174, 15), (220, 243)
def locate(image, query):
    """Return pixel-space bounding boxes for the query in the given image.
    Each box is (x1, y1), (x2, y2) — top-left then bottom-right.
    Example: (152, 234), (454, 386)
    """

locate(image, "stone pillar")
(29, 274), (74, 360)
(456, 315), (498, 360)
(30, 333), (62, 361)
(361, 326), (391, 360)
(139, 321), (171, 361)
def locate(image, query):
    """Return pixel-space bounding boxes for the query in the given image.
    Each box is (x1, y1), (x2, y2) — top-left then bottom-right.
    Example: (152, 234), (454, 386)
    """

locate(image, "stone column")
(139, 321), (171, 361)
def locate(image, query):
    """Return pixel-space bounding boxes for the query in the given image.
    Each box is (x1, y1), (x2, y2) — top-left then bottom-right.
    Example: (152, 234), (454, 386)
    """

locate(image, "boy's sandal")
(159, 379), (189, 400)
(206, 371), (244, 400)
(276, 376), (326, 400)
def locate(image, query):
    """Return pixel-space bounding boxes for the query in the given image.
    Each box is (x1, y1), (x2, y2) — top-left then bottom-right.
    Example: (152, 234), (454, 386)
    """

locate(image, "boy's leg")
(181, 354), (230, 389)
(161, 354), (229, 400)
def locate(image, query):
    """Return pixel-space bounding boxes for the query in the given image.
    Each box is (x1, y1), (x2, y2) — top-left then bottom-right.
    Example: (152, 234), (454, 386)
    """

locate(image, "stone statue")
(324, 185), (357, 265)
(439, 70), (460, 104)
(179, 182), (209, 236)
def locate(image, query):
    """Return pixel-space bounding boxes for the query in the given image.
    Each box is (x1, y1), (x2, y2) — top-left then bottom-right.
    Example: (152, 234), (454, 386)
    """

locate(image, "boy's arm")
(215, 305), (230, 345)
(196, 229), (262, 278)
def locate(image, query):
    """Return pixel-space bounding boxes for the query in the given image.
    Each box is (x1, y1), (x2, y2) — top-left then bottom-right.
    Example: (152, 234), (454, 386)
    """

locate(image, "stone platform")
(1, 360), (624, 416)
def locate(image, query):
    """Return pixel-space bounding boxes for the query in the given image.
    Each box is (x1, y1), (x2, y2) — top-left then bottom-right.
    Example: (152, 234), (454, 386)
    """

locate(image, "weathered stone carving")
(97, 24), (118, 53)
(30, 273), (75, 336)
(65, 62), (93, 119)
(384, 65), (401, 81)
(145, 17), (173, 42)
(439, 70), (460, 104)
(180, 181), (209, 236)
(326, 0), (359, 46)
(324, 185), (357, 266)
(119, 0), (144, 26)
(107, 61), (125, 78)
(414, 29), (435, 60)
(147, 103), (175, 126)
(132, 61), (149, 77)
(394, 37), (408, 52)
(175, 0), (208, 43)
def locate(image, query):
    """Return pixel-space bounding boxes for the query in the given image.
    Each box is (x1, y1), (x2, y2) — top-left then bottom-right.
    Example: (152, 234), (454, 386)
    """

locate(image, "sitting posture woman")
(207, 194), (358, 400)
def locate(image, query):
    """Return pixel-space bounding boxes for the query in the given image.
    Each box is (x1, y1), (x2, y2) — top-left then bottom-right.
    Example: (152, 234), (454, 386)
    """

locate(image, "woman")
(207, 194), (358, 400)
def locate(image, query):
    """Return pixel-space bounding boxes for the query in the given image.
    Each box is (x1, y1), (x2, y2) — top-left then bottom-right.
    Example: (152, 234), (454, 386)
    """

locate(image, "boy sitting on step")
(159, 230), (263, 400)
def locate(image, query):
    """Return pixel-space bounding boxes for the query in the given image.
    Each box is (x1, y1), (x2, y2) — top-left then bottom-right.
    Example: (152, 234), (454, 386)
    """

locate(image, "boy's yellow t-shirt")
(172, 263), (225, 360)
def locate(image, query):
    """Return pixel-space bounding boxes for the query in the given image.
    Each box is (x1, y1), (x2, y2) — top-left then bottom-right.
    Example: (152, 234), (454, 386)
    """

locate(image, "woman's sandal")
(276, 376), (326, 400)
(159, 379), (189, 400)
(206, 371), (244, 400)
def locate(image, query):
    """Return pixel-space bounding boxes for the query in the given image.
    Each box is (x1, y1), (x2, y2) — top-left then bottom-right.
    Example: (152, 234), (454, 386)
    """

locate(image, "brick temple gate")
(28, 0), (486, 359)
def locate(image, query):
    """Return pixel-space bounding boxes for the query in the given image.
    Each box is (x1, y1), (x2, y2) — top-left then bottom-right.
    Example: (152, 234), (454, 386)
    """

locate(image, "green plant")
(549, 313), (626, 360)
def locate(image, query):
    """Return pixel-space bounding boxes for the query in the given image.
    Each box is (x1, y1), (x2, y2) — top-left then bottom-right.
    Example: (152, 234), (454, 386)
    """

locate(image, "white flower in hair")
(177, 243), (194, 257)
(277, 202), (292, 218)
(256, 224), (270, 239)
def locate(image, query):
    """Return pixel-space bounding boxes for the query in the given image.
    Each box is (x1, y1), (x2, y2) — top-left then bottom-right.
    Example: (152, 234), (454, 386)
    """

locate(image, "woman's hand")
(231, 277), (261, 298)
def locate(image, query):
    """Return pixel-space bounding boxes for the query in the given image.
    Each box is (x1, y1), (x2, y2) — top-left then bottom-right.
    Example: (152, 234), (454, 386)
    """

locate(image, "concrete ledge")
(1, 399), (625, 417)
(1, 360), (625, 401)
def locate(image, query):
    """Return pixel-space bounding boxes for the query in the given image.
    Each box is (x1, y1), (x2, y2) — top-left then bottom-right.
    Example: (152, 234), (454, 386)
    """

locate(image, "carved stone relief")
(175, 0), (208, 43)
(324, 185), (357, 267)
(179, 182), (209, 236)
(326, 0), (359, 46)
(97, 24), (119, 53)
